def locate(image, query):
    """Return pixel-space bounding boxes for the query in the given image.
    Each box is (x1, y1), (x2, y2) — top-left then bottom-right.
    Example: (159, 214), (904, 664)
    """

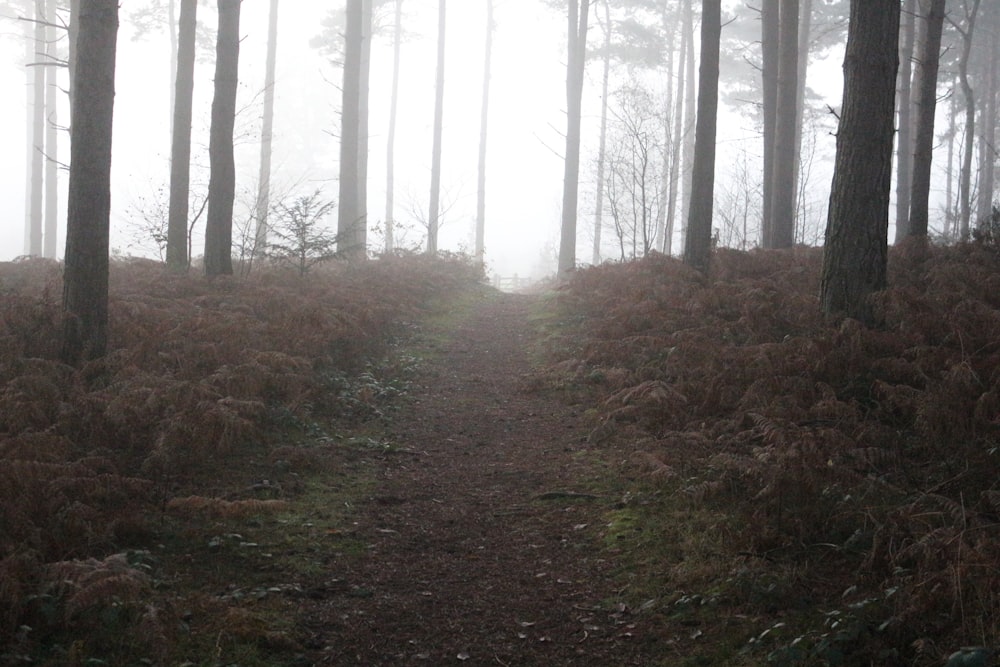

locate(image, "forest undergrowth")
(5, 243), (1000, 666)
(0, 253), (484, 665)
(544, 242), (1000, 665)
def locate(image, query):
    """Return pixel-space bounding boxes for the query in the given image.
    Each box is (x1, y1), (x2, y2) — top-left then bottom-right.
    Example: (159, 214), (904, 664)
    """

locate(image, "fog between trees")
(5, 0), (1000, 352)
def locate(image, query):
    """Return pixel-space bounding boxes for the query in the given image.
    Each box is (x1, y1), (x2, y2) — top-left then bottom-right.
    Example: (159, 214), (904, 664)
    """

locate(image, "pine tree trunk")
(656, 1), (678, 256)
(894, 0), (916, 240)
(664, 6), (687, 256)
(679, 0), (696, 247)
(62, 0), (118, 363)
(591, 0), (610, 266)
(22, 29), (32, 255)
(683, 0), (721, 273)
(792, 0), (812, 225)
(820, 0), (900, 324)
(43, 8), (58, 259)
(385, 0), (402, 252)
(357, 0), (371, 251)
(427, 0), (446, 255)
(770, 0), (798, 248)
(957, 0), (981, 240)
(558, 0), (589, 273)
(476, 0), (494, 264)
(68, 0), (79, 108)
(945, 75), (958, 237)
(908, 0), (945, 239)
(168, 0), (177, 138)
(204, 0), (241, 276)
(28, 0), (45, 257)
(338, 0), (363, 256)
(760, 0), (778, 248)
(166, 0), (196, 270)
(975, 23), (998, 229)
(254, 0), (279, 258)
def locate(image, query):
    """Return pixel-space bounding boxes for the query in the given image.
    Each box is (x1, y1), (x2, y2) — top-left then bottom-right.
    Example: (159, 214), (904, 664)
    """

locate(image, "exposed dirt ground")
(300, 291), (660, 666)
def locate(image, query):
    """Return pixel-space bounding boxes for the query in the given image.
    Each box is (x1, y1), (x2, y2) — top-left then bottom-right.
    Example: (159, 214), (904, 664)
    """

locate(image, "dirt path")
(302, 291), (657, 666)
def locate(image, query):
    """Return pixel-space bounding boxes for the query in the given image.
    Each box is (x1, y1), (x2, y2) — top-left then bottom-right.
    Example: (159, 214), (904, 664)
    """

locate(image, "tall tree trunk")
(894, 0), (917, 240)
(770, 0), (798, 248)
(956, 0), (981, 240)
(683, 0), (721, 272)
(558, 0), (589, 273)
(476, 0), (494, 265)
(62, 0), (118, 363)
(592, 0), (610, 265)
(385, 0), (402, 252)
(664, 4), (687, 255)
(975, 23), (998, 229)
(28, 0), (45, 257)
(820, 0), (900, 324)
(204, 0), (241, 276)
(22, 28), (32, 255)
(68, 0), (79, 109)
(656, 1), (678, 255)
(357, 0), (372, 251)
(760, 0), (778, 247)
(168, 0), (176, 138)
(679, 0), (696, 246)
(44, 6), (58, 259)
(166, 0), (196, 270)
(254, 0), (279, 258)
(792, 0), (812, 228)
(945, 73), (958, 236)
(908, 0), (946, 238)
(427, 0), (446, 254)
(338, 0), (363, 256)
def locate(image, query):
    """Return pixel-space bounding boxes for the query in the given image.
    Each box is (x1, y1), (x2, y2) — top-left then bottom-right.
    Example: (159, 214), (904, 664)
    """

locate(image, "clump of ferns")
(0, 452), (155, 559)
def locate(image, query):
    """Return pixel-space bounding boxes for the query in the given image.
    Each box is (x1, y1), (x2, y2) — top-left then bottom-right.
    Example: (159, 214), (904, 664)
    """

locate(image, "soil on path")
(302, 290), (659, 666)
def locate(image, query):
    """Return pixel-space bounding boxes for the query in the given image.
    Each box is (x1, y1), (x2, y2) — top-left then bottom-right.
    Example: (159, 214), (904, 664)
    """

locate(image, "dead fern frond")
(165, 496), (289, 519)
(45, 551), (151, 621)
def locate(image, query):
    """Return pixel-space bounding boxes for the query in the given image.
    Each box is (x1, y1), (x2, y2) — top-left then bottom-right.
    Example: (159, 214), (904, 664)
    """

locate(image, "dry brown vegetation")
(5, 243), (1000, 665)
(0, 253), (482, 664)
(547, 243), (1000, 665)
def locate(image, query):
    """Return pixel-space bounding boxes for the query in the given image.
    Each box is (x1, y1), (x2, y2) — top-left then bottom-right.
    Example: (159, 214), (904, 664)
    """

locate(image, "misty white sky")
(0, 0), (850, 279)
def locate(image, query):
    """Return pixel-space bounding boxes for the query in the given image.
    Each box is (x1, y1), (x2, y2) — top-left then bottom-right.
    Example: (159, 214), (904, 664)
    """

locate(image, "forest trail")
(302, 290), (658, 666)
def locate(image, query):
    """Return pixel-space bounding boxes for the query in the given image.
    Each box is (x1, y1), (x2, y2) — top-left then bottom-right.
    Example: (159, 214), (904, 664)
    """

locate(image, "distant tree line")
(5, 0), (1000, 359)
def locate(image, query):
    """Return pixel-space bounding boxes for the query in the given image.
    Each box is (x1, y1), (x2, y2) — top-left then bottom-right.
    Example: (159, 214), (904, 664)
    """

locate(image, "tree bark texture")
(907, 0), (945, 239)
(427, 0), (446, 255)
(338, 0), (363, 257)
(683, 0), (721, 273)
(166, 0), (197, 270)
(558, 0), (589, 272)
(62, 0), (118, 363)
(204, 0), (241, 276)
(820, 0), (899, 324)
